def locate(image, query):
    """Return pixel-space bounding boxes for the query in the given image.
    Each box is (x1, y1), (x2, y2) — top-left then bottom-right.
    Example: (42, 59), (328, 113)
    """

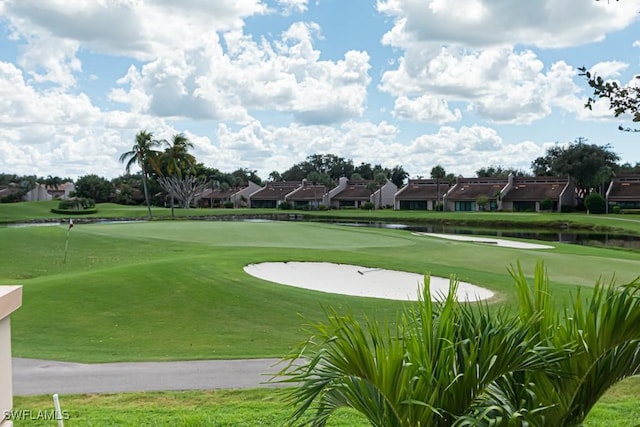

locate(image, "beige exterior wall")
(0, 286), (22, 427)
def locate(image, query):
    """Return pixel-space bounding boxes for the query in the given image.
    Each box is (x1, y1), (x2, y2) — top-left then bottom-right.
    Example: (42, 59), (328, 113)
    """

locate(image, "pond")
(329, 221), (640, 250)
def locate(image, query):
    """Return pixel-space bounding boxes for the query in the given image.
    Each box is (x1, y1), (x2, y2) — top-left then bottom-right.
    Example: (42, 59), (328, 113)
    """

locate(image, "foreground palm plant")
(275, 262), (640, 426)
(509, 263), (640, 426)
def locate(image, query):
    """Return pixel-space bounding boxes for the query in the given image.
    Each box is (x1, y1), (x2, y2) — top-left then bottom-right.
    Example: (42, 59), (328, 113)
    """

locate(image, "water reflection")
(331, 221), (640, 250)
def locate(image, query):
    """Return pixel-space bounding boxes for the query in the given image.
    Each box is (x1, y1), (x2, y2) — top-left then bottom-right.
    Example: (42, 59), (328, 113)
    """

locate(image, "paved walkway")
(12, 358), (288, 396)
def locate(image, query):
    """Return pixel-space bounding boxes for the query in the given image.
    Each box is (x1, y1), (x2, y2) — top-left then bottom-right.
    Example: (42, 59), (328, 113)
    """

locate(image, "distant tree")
(350, 173), (363, 181)
(476, 195), (489, 211)
(119, 130), (161, 218)
(579, 66), (640, 132)
(531, 138), (619, 203)
(74, 174), (114, 203)
(374, 172), (387, 208)
(268, 171), (283, 182)
(231, 168), (263, 186)
(584, 192), (606, 214)
(389, 165), (409, 187)
(617, 161), (640, 174)
(431, 165), (446, 209)
(43, 175), (63, 193)
(283, 154), (354, 182)
(158, 133), (196, 178)
(354, 162), (374, 179)
(476, 165), (529, 178)
(157, 175), (208, 209)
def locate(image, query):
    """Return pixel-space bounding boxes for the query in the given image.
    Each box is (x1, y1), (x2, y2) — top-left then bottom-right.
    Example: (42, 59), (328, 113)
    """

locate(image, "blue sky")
(0, 0), (638, 180)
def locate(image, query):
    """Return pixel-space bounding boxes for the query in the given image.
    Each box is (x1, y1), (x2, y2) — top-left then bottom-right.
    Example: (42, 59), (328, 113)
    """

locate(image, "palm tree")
(276, 271), (570, 426)
(119, 130), (161, 219)
(159, 133), (196, 178)
(157, 133), (196, 215)
(44, 175), (63, 195)
(431, 165), (446, 211)
(374, 172), (387, 209)
(508, 263), (640, 426)
(276, 262), (640, 426)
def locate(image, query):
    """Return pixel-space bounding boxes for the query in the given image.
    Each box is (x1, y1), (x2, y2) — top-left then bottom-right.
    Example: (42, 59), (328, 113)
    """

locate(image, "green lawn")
(12, 376), (640, 426)
(3, 202), (640, 425)
(3, 220), (639, 362)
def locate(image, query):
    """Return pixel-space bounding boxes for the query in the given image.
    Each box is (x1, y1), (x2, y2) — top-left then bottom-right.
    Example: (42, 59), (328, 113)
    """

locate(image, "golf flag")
(68, 219), (73, 230)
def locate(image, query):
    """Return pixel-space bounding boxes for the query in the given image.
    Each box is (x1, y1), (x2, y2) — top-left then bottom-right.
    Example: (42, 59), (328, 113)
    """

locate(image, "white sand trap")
(244, 262), (494, 302)
(413, 232), (554, 249)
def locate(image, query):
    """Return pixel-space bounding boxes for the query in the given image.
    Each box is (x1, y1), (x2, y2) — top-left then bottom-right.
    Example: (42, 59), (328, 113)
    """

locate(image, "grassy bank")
(13, 376), (640, 426)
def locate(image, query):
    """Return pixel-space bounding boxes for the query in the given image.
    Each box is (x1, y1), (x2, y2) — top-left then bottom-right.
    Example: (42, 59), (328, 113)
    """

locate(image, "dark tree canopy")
(282, 154), (355, 182)
(475, 165), (530, 178)
(73, 174), (114, 203)
(531, 138), (620, 202)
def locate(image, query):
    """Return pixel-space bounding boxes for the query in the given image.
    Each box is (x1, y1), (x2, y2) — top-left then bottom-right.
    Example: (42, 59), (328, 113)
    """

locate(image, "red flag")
(69, 219), (74, 230)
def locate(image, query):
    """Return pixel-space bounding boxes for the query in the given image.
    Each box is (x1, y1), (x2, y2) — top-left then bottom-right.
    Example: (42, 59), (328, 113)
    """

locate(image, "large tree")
(579, 66), (640, 132)
(282, 154), (355, 182)
(531, 138), (619, 203)
(119, 130), (161, 219)
(73, 174), (114, 203)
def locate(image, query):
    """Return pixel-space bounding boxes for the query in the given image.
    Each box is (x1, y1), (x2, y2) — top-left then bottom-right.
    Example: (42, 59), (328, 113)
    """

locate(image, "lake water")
(330, 221), (640, 250)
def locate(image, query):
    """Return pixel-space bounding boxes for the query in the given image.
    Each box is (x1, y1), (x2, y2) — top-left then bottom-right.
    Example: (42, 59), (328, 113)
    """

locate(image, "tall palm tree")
(159, 133), (196, 178)
(119, 130), (161, 219)
(157, 133), (196, 215)
(431, 165), (446, 211)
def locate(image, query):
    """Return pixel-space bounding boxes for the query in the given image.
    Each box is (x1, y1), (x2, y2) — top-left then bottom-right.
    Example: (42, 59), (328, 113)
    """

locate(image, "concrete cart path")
(12, 357), (288, 396)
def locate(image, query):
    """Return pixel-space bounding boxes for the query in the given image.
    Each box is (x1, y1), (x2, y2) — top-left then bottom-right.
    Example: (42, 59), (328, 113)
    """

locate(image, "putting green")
(3, 220), (639, 362)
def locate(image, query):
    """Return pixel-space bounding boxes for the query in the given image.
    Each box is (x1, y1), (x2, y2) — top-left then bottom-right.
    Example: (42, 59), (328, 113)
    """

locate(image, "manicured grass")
(12, 376), (640, 426)
(3, 204), (640, 425)
(3, 220), (639, 362)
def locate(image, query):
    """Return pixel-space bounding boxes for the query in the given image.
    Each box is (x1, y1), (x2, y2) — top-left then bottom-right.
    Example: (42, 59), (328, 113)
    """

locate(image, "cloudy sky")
(0, 0), (639, 181)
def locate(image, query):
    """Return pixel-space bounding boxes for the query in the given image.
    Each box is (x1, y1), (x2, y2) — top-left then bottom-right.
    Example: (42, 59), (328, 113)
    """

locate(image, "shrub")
(612, 204), (621, 214)
(361, 202), (374, 210)
(58, 197), (95, 210)
(584, 192), (606, 214)
(475, 195), (489, 211)
(561, 205), (574, 213)
(223, 201), (234, 208)
(278, 201), (292, 210)
(540, 198), (553, 211)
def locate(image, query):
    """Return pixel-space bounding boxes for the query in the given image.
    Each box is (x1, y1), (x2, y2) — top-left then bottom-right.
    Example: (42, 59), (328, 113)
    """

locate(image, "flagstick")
(63, 219), (72, 264)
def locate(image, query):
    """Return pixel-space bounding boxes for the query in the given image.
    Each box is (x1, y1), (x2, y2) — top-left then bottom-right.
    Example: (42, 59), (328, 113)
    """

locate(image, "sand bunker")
(413, 232), (554, 249)
(244, 262), (493, 302)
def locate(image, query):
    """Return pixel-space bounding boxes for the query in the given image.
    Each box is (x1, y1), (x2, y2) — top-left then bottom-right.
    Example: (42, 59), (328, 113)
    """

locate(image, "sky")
(0, 0), (639, 181)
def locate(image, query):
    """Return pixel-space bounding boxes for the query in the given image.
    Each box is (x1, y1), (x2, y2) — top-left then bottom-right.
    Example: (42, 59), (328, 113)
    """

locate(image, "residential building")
(327, 178), (397, 209)
(249, 181), (301, 208)
(606, 175), (640, 210)
(501, 176), (575, 212)
(395, 179), (451, 210)
(199, 181), (262, 208)
(285, 179), (327, 209)
(444, 177), (508, 211)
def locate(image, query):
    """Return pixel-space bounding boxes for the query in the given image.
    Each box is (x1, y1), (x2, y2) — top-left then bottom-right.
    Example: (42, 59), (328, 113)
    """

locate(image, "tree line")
(2, 135), (640, 210)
